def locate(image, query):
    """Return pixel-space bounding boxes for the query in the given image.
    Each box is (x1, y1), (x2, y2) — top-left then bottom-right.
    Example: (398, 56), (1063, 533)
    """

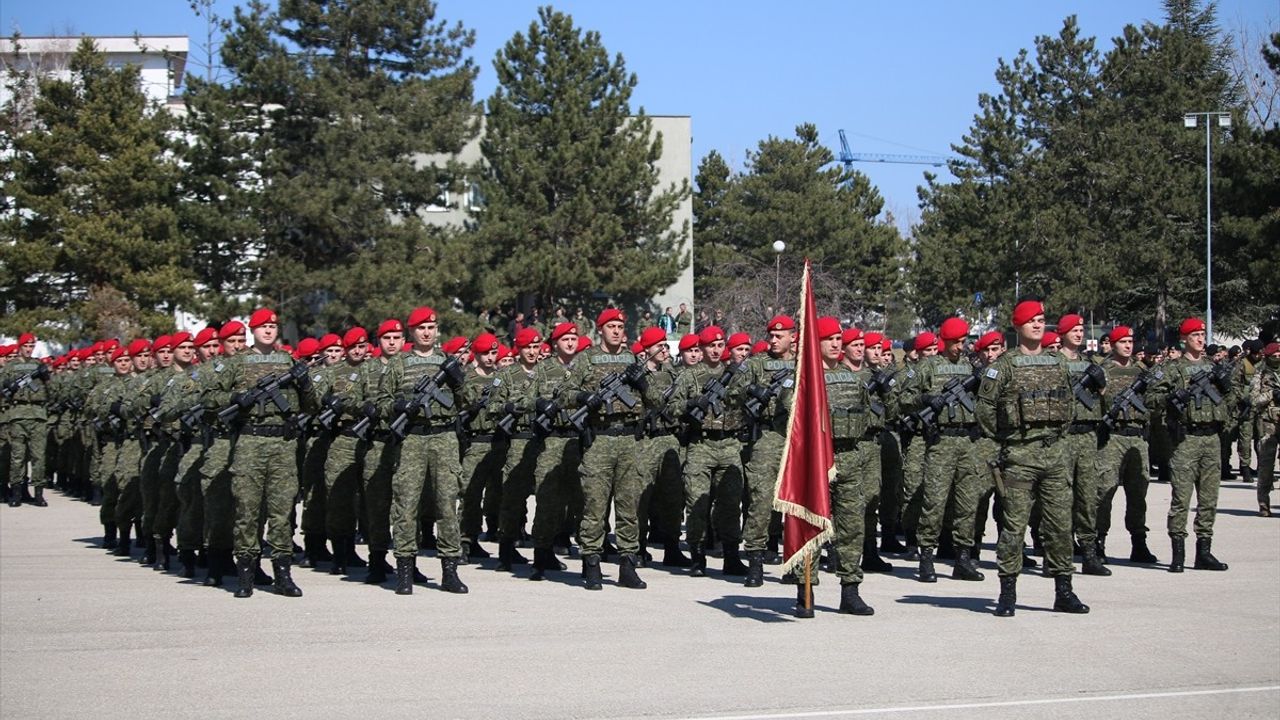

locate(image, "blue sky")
(4, 0), (1274, 229)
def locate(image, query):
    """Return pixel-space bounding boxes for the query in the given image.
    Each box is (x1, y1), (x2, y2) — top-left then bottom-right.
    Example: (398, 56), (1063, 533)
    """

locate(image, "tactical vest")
(1171, 358), (1230, 426)
(825, 368), (877, 439)
(236, 351), (301, 421)
(1104, 360), (1149, 426)
(996, 351), (1072, 433)
(398, 352), (458, 422)
(924, 356), (978, 426)
(580, 349), (644, 425)
(1065, 356), (1104, 422)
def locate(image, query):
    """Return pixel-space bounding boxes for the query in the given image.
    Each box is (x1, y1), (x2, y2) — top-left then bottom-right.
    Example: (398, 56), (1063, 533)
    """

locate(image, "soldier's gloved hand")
(110, 400), (123, 416)
(34, 364), (51, 382)
(288, 362), (313, 391)
(534, 398), (554, 415)
(923, 394), (946, 414)
(442, 356), (465, 388)
(232, 392), (255, 409)
(392, 398), (414, 418)
(361, 402), (378, 419)
(623, 362), (648, 389)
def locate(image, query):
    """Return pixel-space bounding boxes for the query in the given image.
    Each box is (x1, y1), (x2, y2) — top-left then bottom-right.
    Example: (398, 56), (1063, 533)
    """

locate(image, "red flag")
(772, 259), (834, 574)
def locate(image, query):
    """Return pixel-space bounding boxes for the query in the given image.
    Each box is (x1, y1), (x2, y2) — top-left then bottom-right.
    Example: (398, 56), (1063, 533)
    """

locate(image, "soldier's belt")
(404, 424), (451, 437)
(832, 431), (880, 449)
(938, 425), (980, 439)
(695, 428), (743, 441)
(239, 424), (288, 438)
(1112, 426), (1145, 437)
(1184, 424), (1221, 436)
(1067, 421), (1099, 435)
(645, 429), (681, 439)
(506, 431), (538, 441)
(594, 426), (640, 437)
(469, 433), (500, 443)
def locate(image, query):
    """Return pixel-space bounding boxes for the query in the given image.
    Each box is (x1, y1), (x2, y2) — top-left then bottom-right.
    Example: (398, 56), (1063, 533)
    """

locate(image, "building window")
(426, 189), (450, 213)
(468, 182), (485, 211)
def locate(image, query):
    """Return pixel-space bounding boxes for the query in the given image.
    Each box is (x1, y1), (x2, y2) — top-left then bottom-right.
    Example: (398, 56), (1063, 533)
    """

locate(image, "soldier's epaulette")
(1011, 354), (1059, 367)
(591, 353), (634, 365)
(764, 359), (793, 371)
(825, 371), (859, 384)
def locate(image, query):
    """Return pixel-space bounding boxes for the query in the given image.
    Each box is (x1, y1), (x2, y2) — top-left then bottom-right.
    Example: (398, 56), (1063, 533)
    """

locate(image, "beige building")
(0, 35), (188, 114)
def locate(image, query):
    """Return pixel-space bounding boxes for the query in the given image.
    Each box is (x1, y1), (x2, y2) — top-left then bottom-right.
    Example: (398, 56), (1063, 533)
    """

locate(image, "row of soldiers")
(2, 303), (1277, 617)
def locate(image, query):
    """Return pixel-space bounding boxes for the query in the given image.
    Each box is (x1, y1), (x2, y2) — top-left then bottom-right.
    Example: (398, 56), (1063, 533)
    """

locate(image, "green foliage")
(1, 38), (189, 342)
(214, 0), (480, 330)
(472, 6), (689, 315)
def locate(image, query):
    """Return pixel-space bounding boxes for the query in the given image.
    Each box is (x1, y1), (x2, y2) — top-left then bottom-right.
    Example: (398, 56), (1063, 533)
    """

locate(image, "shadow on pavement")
(1217, 508), (1273, 518)
(698, 594), (816, 622)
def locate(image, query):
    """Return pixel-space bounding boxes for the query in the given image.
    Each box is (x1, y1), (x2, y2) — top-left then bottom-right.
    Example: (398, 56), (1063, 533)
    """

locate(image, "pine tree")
(472, 6), (689, 315)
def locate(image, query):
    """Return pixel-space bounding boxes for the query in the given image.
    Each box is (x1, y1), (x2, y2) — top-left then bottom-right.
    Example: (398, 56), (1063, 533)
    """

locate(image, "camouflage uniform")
(457, 367), (507, 552)
(1060, 350), (1105, 565)
(1096, 359), (1155, 556)
(1156, 356), (1236, 542)
(898, 360), (929, 548)
(825, 366), (884, 587)
(637, 361), (685, 557)
(523, 357), (581, 568)
(740, 353), (795, 556)
(1250, 360), (1279, 510)
(316, 360), (378, 566)
(0, 357), (49, 491)
(113, 372), (151, 541)
(159, 362), (211, 572)
(141, 367), (186, 565)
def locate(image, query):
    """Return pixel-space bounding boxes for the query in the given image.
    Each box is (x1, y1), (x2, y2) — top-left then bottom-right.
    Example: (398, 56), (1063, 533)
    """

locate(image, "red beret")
(194, 327), (218, 346)
(1107, 326), (1132, 344)
(1012, 300), (1044, 327)
(110, 348), (128, 362)
(550, 322), (578, 341)
(629, 341), (643, 355)
(767, 315), (796, 332)
(1263, 342), (1280, 356)
(441, 336), (469, 355)
(151, 335), (173, 353)
(128, 339), (151, 356)
(496, 343), (513, 361)
(975, 331), (1004, 351)
(841, 328), (863, 346)
(540, 342), (551, 354)
(318, 333), (342, 350)
(752, 340), (769, 354)
(514, 327), (542, 348)
(863, 332), (883, 347)
(408, 306), (436, 327)
(1056, 314), (1084, 334)
(576, 336), (592, 353)
(369, 347), (382, 358)
(400, 342), (414, 354)
(698, 326), (725, 346)
(913, 332), (937, 352)
(815, 317), (842, 339)
(726, 331), (751, 348)
(1178, 317), (1206, 336)
(171, 332), (193, 348)
(1042, 331), (1060, 346)
(343, 327), (368, 348)
(18, 332), (35, 344)
(295, 337), (320, 359)
(640, 327), (668, 350)
(105, 339), (121, 351)
(471, 333), (498, 353)
(880, 339), (891, 352)
(596, 308), (625, 328)
(939, 317), (970, 342)
(377, 319), (403, 338)
(248, 308), (277, 329)
(218, 321), (245, 341)
(678, 334), (700, 352)
(278, 344), (293, 354)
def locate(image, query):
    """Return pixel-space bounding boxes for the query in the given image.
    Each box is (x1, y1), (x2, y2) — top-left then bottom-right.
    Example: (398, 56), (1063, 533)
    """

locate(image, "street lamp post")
(772, 240), (786, 311)
(1183, 111), (1231, 344)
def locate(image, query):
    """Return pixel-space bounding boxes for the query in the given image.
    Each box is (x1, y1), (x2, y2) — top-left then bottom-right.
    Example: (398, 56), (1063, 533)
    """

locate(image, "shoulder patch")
(213, 362), (225, 373)
(985, 367), (998, 379)
(349, 372), (359, 382)
(492, 377), (502, 387)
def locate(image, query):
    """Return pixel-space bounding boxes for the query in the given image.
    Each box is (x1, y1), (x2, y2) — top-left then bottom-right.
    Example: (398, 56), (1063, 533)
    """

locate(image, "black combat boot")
(1168, 537), (1185, 573)
(134, 522), (145, 547)
(203, 552), (224, 587)
(1193, 537), (1228, 571)
(1081, 543), (1111, 576)
(497, 540), (516, 571)
(413, 563), (430, 583)
(347, 540), (367, 568)
(298, 535), (320, 569)
(102, 523), (118, 550)
(662, 540), (692, 568)
(530, 548), (553, 581)
(744, 551), (765, 588)
(861, 534), (894, 573)
(1129, 534), (1157, 563)
(582, 554), (603, 591)
(838, 582), (874, 616)
(329, 537), (351, 575)
(234, 555), (255, 598)
(466, 536), (491, 560)
(951, 547), (984, 581)
(179, 549), (198, 579)
(689, 546), (707, 578)
(618, 554), (647, 589)
(139, 537), (156, 566)
(253, 558), (273, 585)
(395, 556), (414, 595)
(722, 544), (748, 576)
(271, 557), (303, 597)
(795, 583), (814, 619)
(440, 557), (469, 594)
(1052, 575), (1089, 614)
(114, 525), (132, 557)
(880, 524), (907, 553)
(90, 486), (103, 506)
(994, 575), (1017, 617)
(32, 487), (47, 507)
(1095, 535), (1108, 565)
(6, 486), (20, 507)
(365, 550), (389, 584)
(917, 547), (937, 583)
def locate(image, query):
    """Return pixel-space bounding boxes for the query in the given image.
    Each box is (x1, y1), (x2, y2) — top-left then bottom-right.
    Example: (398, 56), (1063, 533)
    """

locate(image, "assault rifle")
(1070, 362), (1107, 411)
(684, 362), (745, 426)
(216, 362), (310, 425)
(316, 392), (345, 432)
(864, 368), (898, 418)
(568, 359), (648, 448)
(457, 379), (498, 432)
(744, 367), (794, 441)
(1, 363), (50, 400)
(900, 370), (981, 442)
(1102, 368), (1163, 430)
(386, 356), (464, 441)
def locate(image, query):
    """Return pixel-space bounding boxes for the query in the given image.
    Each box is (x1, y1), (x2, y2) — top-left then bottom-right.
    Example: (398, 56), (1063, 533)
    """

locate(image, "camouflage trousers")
(577, 433), (643, 556)
(174, 442), (205, 552)
(832, 438), (880, 585)
(741, 429), (783, 552)
(229, 434), (298, 560)
(97, 441), (119, 526)
(196, 437), (234, 552)
(530, 435), (579, 549)
(972, 437), (1001, 549)
(390, 430), (462, 559)
(1063, 430), (1101, 545)
(138, 437), (166, 539)
(879, 430), (903, 535)
(5, 419), (47, 488)
(1167, 433), (1221, 539)
(1096, 430), (1150, 539)
(996, 439), (1073, 578)
(683, 436), (744, 550)
(1238, 412), (1255, 470)
(1258, 426), (1277, 507)
(299, 435), (330, 538)
(498, 437), (539, 542)
(144, 437), (181, 541)
(638, 433), (684, 547)
(918, 432), (986, 550)
(114, 440), (144, 530)
(358, 438), (393, 554)
(459, 438), (507, 540)
(323, 435), (367, 542)
(899, 435), (928, 542)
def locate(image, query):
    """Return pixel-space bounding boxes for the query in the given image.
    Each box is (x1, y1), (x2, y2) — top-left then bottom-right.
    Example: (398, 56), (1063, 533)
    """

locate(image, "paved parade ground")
(2, 477), (1277, 720)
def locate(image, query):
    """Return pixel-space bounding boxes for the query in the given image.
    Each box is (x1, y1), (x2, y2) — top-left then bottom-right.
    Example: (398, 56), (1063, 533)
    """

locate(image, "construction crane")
(837, 129), (958, 167)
